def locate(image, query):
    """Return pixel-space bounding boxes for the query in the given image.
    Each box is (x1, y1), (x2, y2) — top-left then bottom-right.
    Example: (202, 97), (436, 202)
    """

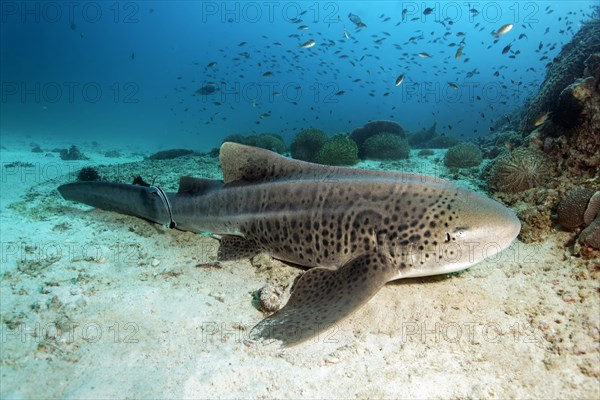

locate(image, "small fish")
(298, 25), (309, 30)
(423, 7), (434, 15)
(262, 71), (274, 77)
(348, 13), (367, 28)
(206, 62), (217, 68)
(494, 23), (513, 37)
(448, 82), (459, 90)
(131, 52), (135, 60)
(299, 39), (316, 48)
(455, 47), (463, 59)
(418, 52), (432, 58)
(502, 43), (512, 54)
(395, 74), (405, 86)
(259, 113), (271, 119)
(335, 90), (345, 96)
(343, 27), (350, 39)
(534, 111), (551, 126)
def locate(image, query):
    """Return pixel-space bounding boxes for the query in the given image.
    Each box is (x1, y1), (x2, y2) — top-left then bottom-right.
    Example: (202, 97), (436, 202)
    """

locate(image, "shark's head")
(395, 184), (521, 278)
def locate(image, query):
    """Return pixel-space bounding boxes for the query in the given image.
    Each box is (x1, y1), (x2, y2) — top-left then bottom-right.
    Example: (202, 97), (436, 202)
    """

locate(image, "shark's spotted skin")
(58, 142), (521, 345)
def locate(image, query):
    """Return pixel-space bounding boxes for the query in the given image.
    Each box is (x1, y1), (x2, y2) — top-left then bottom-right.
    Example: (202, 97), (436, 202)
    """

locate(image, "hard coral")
(290, 128), (327, 162)
(251, 134), (286, 154)
(60, 145), (88, 160)
(315, 134), (359, 166)
(256, 285), (284, 313)
(77, 167), (101, 182)
(407, 122), (437, 147)
(350, 120), (404, 157)
(444, 143), (482, 168)
(223, 134), (286, 154)
(554, 77), (596, 128)
(426, 135), (460, 149)
(362, 133), (410, 160)
(148, 149), (195, 160)
(579, 218), (600, 253)
(556, 188), (597, 229)
(486, 148), (554, 194)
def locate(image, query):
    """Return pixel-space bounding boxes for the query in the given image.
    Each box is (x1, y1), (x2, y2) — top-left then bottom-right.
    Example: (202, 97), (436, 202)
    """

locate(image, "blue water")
(1, 1), (597, 151)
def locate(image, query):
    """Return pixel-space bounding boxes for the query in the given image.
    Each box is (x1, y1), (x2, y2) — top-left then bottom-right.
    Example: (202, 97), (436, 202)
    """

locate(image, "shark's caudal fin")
(58, 182), (173, 225)
(250, 236), (397, 346)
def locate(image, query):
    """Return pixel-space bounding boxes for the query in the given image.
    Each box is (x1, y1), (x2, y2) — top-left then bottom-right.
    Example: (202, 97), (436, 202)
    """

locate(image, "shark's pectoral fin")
(250, 245), (397, 345)
(217, 235), (259, 261)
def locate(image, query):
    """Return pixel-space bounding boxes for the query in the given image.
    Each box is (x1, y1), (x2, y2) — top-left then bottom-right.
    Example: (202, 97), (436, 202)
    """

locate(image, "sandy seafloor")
(0, 137), (598, 399)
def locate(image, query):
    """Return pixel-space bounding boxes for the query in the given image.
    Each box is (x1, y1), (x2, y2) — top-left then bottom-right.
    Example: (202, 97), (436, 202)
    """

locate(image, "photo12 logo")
(1, 1), (141, 25)
(200, 1), (340, 24)
(1, 81), (140, 105)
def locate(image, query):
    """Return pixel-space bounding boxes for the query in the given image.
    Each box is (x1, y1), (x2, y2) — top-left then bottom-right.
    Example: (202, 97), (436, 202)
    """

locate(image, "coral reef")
(579, 218), (600, 258)
(406, 123), (460, 149)
(290, 128), (327, 162)
(517, 206), (553, 243)
(486, 148), (554, 194)
(407, 122), (437, 147)
(315, 134), (359, 166)
(425, 135), (460, 149)
(362, 133), (410, 160)
(59, 145), (88, 161)
(519, 20), (600, 180)
(444, 143), (483, 168)
(250, 134), (286, 154)
(148, 149), (195, 160)
(77, 167), (101, 182)
(104, 150), (121, 158)
(554, 76), (596, 128)
(350, 120), (404, 157)
(520, 19), (600, 133)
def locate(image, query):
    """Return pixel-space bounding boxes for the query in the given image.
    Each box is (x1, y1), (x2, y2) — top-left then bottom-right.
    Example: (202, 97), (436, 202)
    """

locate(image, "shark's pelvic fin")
(250, 236), (397, 345)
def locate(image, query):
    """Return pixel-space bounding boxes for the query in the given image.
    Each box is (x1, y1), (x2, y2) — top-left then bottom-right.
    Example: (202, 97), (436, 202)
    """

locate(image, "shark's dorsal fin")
(178, 176), (223, 194)
(219, 142), (321, 185)
(219, 142), (447, 185)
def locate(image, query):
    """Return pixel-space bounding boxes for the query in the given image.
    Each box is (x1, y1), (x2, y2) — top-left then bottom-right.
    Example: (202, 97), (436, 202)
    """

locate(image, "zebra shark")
(58, 142), (521, 345)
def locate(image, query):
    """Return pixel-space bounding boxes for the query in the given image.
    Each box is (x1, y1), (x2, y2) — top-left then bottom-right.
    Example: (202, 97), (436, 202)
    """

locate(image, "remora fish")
(58, 143), (521, 345)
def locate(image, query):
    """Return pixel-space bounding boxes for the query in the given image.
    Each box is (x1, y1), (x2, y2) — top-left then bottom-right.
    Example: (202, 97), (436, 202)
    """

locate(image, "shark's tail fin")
(58, 182), (172, 226)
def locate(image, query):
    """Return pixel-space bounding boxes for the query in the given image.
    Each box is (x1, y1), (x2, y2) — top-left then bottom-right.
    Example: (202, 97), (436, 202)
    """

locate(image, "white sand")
(1, 142), (598, 399)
